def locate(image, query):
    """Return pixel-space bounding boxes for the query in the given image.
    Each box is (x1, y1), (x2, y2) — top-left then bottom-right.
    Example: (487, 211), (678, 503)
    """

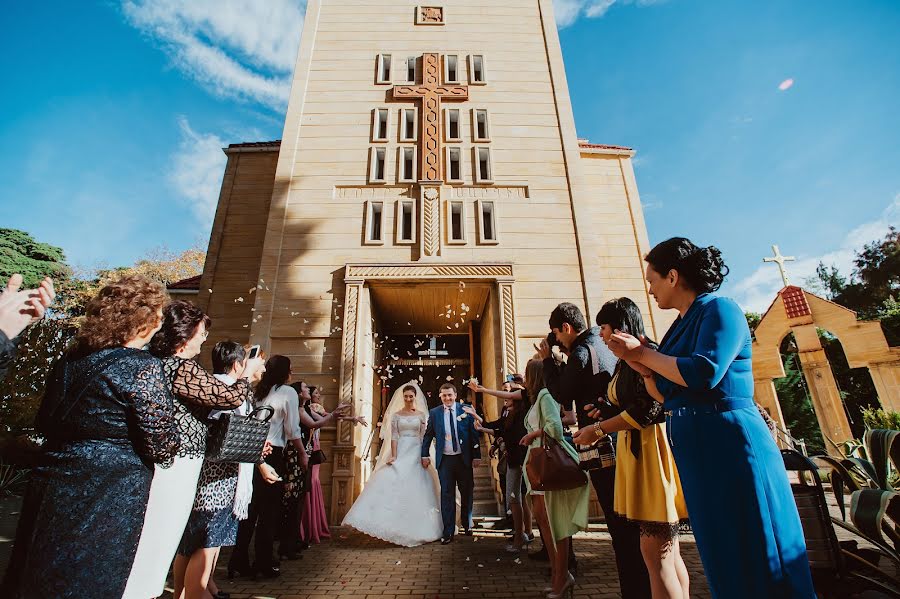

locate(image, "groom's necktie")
(446, 406), (460, 452)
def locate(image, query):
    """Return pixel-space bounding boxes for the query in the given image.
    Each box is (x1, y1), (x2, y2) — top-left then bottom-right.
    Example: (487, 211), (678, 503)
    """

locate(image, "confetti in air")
(778, 78), (794, 91)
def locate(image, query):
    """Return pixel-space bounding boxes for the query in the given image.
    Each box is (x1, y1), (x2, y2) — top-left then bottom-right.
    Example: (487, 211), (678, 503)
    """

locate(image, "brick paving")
(203, 525), (711, 599)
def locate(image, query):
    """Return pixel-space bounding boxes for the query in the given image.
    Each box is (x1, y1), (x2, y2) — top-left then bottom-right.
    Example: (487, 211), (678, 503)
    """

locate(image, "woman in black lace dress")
(123, 301), (258, 598)
(1, 275), (179, 599)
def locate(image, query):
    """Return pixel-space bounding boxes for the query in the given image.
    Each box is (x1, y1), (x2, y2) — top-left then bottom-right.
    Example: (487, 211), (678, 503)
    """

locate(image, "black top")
(542, 327), (618, 428)
(161, 357), (250, 458)
(481, 401), (528, 467)
(611, 358), (664, 458)
(0, 330), (16, 383)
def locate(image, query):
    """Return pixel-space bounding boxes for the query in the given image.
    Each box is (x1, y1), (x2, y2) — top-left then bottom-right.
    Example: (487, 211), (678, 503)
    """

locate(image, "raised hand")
(607, 330), (644, 360)
(534, 337), (551, 360)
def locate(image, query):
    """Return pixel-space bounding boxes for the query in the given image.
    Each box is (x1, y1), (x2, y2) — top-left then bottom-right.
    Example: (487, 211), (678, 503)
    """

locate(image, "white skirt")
(122, 455), (204, 598)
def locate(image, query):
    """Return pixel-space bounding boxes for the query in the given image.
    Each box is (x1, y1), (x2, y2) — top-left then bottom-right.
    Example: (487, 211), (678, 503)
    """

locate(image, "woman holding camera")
(574, 298), (689, 599)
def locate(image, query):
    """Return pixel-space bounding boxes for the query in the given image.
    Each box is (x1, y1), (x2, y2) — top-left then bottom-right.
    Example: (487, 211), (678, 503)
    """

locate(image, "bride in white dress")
(342, 381), (443, 546)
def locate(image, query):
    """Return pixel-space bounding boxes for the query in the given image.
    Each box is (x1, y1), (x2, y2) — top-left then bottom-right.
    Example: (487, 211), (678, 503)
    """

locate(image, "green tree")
(0, 229), (68, 288)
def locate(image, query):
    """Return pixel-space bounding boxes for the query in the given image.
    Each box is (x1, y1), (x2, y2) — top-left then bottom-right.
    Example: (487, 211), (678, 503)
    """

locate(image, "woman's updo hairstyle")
(645, 237), (729, 294)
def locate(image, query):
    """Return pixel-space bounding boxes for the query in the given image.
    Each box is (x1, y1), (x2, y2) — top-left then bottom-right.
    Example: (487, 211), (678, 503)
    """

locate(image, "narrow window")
(449, 201), (466, 243)
(399, 147), (416, 183)
(446, 109), (460, 141)
(475, 147), (492, 183)
(407, 56), (417, 83)
(397, 200), (415, 243)
(479, 200), (498, 243)
(446, 147), (463, 183)
(367, 201), (384, 243)
(377, 54), (392, 84)
(470, 55), (486, 84)
(369, 147), (387, 183)
(445, 55), (459, 84)
(400, 108), (416, 141)
(474, 109), (490, 141)
(373, 108), (389, 142)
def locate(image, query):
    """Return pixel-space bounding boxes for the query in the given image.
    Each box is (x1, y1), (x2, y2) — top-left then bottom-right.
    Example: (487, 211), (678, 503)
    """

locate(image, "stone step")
(471, 498), (499, 516)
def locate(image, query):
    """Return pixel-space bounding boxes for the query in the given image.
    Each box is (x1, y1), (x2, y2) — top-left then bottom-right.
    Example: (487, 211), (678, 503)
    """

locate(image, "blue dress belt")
(665, 397), (756, 417)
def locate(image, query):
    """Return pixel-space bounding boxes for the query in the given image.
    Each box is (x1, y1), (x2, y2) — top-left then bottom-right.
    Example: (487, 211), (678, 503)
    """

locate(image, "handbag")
(308, 448), (327, 465)
(526, 432), (588, 491)
(206, 405), (274, 463)
(577, 434), (616, 471)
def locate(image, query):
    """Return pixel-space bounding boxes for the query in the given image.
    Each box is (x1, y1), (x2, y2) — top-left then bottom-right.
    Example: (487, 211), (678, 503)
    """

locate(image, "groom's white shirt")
(442, 403), (461, 456)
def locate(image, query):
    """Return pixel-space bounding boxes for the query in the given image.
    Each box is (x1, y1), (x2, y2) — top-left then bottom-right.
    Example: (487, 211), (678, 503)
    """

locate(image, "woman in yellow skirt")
(574, 297), (690, 599)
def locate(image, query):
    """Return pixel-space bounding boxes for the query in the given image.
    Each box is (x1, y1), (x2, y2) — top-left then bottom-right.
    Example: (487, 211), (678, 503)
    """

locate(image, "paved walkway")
(208, 525), (711, 599)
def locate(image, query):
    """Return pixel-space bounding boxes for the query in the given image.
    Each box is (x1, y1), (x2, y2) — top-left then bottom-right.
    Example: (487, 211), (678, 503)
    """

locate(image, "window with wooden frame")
(472, 109), (491, 142)
(445, 147), (463, 183)
(447, 200), (467, 244)
(372, 108), (389, 142)
(469, 54), (486, 84)
(444, 54), (459, 84)
(477, 199), (499, 244)
(396, 199), (416, 244)
(399, 108), (417, 142)
(445, 108), (461, 142)
(376, 54), (392, 84)
(398, 147), (417, 183)
(365, 201), (385, 244)
(474, 146), (493, 183)
(369, 147), (387, 183)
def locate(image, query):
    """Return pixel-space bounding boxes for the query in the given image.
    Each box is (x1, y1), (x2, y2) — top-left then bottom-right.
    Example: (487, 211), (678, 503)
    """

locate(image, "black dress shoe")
(227, 565), (250, 580)
(278, 551), (301, 560)
(255, 565), (281, 579)
(215, 592), (231, 599)
(441, 537), (453, 545)
(462, 529), (473, 536)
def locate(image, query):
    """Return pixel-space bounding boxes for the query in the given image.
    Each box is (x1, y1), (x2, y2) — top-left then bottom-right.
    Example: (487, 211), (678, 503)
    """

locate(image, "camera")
(546, 331), (558, 348)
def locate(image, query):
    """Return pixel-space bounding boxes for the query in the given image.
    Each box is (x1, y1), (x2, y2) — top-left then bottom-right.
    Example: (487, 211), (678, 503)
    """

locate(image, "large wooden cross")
(392, 53), (468, 183)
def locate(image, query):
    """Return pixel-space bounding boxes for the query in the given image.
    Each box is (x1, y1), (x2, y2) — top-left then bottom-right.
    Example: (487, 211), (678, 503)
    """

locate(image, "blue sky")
(1, 0), (897, 312)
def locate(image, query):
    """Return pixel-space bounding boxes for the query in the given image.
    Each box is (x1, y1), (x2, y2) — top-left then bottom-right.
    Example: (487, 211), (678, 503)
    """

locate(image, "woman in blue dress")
(607, 237), (815, 599)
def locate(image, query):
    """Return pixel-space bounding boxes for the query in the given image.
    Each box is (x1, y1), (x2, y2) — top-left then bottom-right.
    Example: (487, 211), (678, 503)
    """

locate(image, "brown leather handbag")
(526, 433), (588, 491)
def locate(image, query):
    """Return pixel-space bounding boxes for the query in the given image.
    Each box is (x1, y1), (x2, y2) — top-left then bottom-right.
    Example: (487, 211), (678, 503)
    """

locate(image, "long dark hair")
(255, 355), (291, 400)
(595, 297), (648, 339)
(645, 237), (729, 294)
(524, 359), (544, 406)
(149, 300), (211, 358)
(290, 381), (309, 405)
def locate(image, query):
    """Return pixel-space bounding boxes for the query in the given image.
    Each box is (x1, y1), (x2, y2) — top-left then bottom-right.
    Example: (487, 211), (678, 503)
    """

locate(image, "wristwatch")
(593, 421), (608, 440)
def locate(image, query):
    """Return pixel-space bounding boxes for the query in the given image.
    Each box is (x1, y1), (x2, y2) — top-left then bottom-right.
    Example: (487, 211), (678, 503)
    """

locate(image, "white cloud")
(121, 0), (305, 109)
(554, 0), (668, 27)
(731, 194), (900, 313)
(169, 117), (227, 228)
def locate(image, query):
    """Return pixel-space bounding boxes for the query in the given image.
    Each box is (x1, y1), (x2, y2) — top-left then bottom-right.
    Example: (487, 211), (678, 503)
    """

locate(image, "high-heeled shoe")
(546, 572), (575, 599)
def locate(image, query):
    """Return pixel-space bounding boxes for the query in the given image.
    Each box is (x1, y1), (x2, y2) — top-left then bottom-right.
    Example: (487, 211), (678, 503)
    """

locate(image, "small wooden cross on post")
(392, 53), (468, 183)
(763, 244), (796, 287)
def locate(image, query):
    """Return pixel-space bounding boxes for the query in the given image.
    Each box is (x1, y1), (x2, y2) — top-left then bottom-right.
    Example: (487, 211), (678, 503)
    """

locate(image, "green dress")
(523, 387), (590, 542)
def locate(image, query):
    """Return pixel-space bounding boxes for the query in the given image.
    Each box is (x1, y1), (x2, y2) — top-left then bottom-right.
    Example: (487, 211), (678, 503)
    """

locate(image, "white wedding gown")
(342, 412), (443, 546)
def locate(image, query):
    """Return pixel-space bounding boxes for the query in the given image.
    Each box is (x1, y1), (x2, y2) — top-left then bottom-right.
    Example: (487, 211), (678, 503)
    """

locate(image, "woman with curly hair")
(1, 275), (180, 599)
(122, 301), (264, 598)
(606, 238), (814, 599)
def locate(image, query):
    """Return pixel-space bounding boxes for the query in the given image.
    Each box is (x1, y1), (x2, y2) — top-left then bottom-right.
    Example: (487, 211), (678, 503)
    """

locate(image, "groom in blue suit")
(421, 382), (483, 543)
